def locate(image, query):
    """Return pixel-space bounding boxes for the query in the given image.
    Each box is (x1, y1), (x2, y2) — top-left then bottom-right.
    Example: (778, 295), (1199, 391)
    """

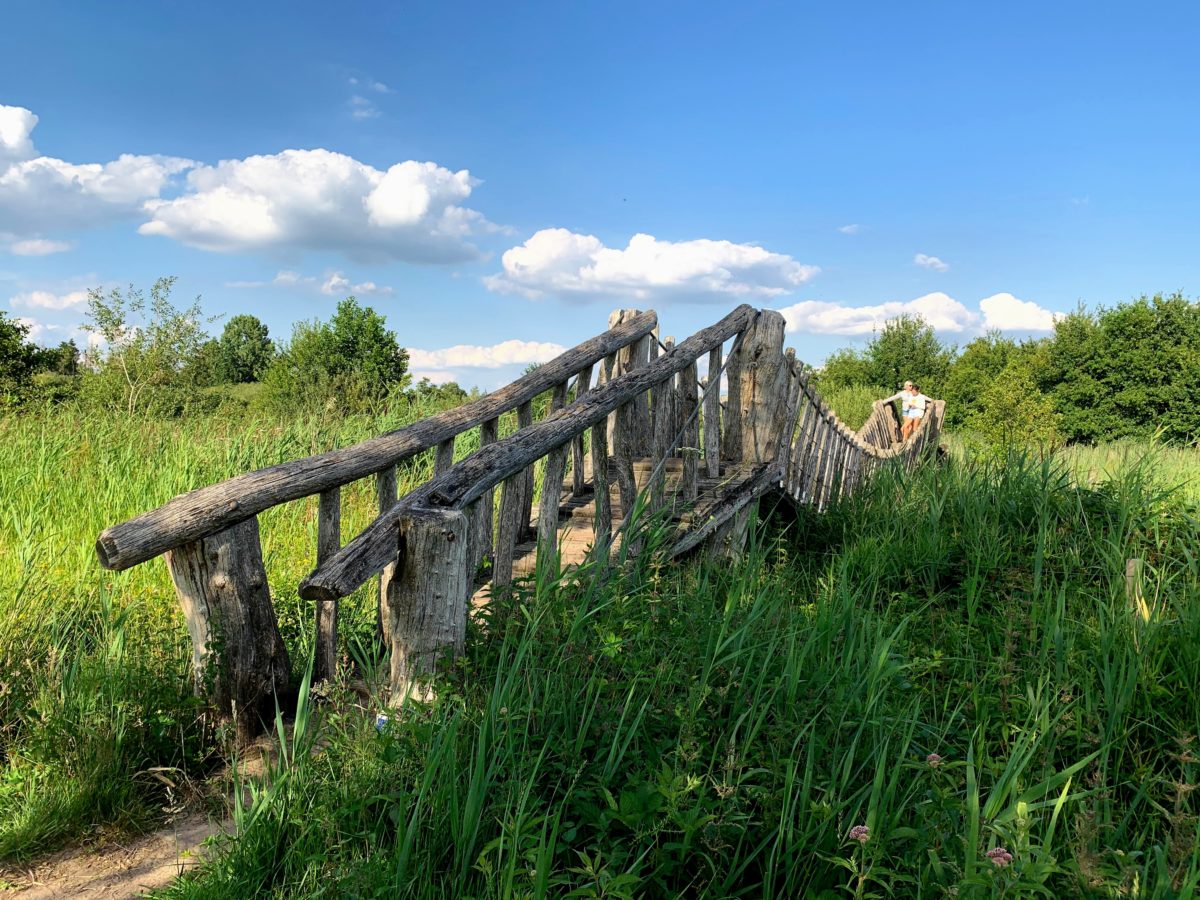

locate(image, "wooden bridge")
(95, 305), (944, 740)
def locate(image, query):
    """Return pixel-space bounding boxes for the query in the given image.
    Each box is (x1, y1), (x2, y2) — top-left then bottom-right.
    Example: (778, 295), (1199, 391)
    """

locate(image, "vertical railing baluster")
(516, 400), (535, 539)
(376, 464), (398, 645)
(591, 419), (611, 555)
(571, 365), (593, 496)
(704, 346), (722, 477)
(314, 486), (341, 683)
(680, 359), (699, 502)
(435, 437), (455, 474)
(537, 382), (570, 558)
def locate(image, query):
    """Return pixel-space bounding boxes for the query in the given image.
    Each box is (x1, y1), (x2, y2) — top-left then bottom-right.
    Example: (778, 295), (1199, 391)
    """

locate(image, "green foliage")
(0, 312), (38, 404)
(864, 314), (955, 396)
(822, 382), (889, 429)
(967, 354), (1063, 453)
(80, 276), (218, 416)
(941, 331), (1016, 427)
(217, 314), (274, 384)
(1044, 293), (1200, 444)
(150, 451), (1200, 896)
(816, 315), (955, 399)
(816, 346), (873, 392)
(263, 297), (409, 414)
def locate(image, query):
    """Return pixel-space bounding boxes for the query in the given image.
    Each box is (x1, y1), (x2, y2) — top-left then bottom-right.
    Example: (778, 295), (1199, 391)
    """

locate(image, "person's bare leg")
(901, 418), (916, 440)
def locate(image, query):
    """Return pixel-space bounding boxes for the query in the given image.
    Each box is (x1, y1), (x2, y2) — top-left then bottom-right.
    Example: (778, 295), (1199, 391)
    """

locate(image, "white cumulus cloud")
(485, 229), (819, 302)
(141, 150), (491, 263)
(0, 106), (193, 236)
(10, 288), (90, 311)
(979, 292), (1062, 331)
(914, 253), (949, 272)
(409, 339), (568, 371)
(0, 105), (38, 161)
(15, 315), (65, 343)
(9, 238), (72, 256)
(780, 292), (977, 335)
(838, 224), (862, 235)
(780, 291), (1063, 336)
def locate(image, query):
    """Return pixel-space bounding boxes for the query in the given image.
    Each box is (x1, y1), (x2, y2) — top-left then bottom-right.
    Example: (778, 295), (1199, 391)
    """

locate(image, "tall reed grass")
(148, 448), (1200, 896)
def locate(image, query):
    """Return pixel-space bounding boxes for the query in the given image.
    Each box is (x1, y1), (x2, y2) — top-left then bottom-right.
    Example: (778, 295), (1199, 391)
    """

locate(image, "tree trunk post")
(314, 487), (341, 683)
(376, 465), (398, 647)
(164, 515), (291, 743)
(388, 507), (470, 704)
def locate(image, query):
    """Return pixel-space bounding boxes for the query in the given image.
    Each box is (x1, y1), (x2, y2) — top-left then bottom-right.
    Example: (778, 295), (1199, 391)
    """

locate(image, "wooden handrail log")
(299, 303), (757, 603)
(95, 310), (658, 571)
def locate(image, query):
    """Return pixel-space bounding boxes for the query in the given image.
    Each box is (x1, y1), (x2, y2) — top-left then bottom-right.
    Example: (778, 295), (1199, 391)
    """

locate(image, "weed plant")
(151, 449), (1200, 896)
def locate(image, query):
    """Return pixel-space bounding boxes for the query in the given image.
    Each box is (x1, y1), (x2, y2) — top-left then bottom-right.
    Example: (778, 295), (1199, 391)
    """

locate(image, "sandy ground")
(0, 814), (231, 898)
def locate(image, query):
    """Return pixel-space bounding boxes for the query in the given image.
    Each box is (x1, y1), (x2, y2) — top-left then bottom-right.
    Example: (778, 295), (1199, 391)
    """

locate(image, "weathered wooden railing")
(94, 309), (658, 739)
(94, 303), (944, 735)
(780, 377), (946, 510)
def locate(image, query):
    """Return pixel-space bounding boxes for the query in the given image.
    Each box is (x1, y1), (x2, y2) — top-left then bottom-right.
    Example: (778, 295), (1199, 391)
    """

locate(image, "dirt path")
(0, 815), (231, 898)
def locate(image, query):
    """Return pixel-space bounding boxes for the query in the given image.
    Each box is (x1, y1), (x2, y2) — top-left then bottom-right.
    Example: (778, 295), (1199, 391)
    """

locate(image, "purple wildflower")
(986, 847), (1013, 868)
(848, 824), (870, 844)
(926, 753), (943, 768)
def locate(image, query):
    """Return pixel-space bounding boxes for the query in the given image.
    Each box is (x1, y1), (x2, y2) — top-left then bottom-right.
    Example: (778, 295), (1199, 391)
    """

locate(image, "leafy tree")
(81, 276), (218, 416)
(217, 314), (274, 383)
(1044, 294), (1200, 444)
(968, 352), (1062, 452)
(863, 314), (955, 397)
(815, 347), (873, 393)
(31, 339), (80, 377)
(941, 332), (1016, 427)
(0, 312), (38, 404)
(263, 297), (409, 413)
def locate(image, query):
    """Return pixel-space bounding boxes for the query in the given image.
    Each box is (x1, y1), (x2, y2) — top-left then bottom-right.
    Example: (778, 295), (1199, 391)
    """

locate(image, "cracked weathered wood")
(164, 516), (290, 743)
(590, 419), (611, 554)
(705, 346), (721, 478)
(388, 507), (469, 704)
(470, 417), (499, 573)
(673, 462), (780, 558)
(537, 382), (570, 558)
(493, 474), (522, 588)
(740, 311), (790, 468)
(680, 360), (699, 501)
(301, 303), (757, 602)
(722, 332), (744, 465)
(435, 437), (455, 474)
(571, 364), (593, 496)
(96, 310), (657, 572)
(516, 400), (535, 540)
(314, 487), (340, 683)
(377, 465), (398, 646)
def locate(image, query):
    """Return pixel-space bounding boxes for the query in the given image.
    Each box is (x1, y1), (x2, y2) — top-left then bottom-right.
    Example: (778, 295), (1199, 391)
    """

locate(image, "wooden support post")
(516, 400), (535, 539)
(571, 365), (593, 495)
(314, 487), (341, 683)
(470, 417), (499, 572)
(739, 311), (791, 468)
(607, 309), (651, 458)
(705, 346), (722, 477)
(376, 465), (398, 646)
(591, 419), (611, 554)
(613, 399), (639, 529)
(680, 360), (699, 501)
(165, 516), (291, 743)
(435, 437), (455, 475)
(788, 398), (814, 498)
(494, 474), (522, 587)
(776, 353), (801, 487)
(537, 383), (570, 558)
(388, 508), (470, 704)
(649, 339), (676, 510)
(722, 334), (744, 465)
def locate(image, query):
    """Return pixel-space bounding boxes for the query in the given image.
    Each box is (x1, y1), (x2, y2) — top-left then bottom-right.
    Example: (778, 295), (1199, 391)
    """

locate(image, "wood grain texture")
(571, 365), (593, 495)
(96, 310), (657, 571)
(704, 346), (722, 478)
(164, 516), (290, 743)
(680, 360), (699, 501)
(377, 465), (398, 646)
(387, 507), (470, 704)
(314, 487), (340, 683)
(301, 303), (756, 602)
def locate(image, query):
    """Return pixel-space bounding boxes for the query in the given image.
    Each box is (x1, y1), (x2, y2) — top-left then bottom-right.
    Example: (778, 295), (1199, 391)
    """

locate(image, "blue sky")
(2, 1), (1198, 387)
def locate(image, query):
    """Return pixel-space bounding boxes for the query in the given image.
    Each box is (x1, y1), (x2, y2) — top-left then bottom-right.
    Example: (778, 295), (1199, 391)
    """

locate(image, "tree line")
(4, 280), (1198, 446)
(815, 291), (1200, 447)
(0, 276), (468, 417)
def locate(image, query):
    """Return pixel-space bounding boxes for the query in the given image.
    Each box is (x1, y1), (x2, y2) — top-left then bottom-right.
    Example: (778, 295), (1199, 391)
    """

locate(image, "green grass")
(4, 402), (1200, 894)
